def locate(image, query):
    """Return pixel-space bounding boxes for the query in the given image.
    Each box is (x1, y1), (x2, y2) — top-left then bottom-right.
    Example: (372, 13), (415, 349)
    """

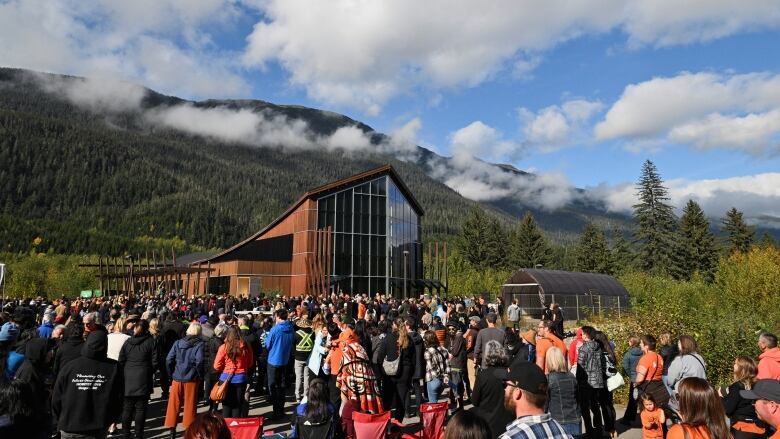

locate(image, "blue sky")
(2, 0), (780, 222)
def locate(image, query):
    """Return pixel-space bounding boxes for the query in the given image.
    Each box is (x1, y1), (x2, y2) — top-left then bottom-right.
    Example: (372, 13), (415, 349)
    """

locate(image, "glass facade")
(316, 175), (422, 297)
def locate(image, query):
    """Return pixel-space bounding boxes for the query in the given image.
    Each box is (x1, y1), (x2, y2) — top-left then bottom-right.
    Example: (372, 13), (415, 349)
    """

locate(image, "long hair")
(733, 356), (758, 390)
(594, 331), (617, 365)
(394, 318), (409, 350)
(224, 327), (244, 362)
(677, 377), (730, 439)
(304, 378), (331, 422)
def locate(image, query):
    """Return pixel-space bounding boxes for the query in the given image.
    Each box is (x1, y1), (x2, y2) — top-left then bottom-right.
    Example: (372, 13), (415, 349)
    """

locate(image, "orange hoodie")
(758, 347), (780, 380)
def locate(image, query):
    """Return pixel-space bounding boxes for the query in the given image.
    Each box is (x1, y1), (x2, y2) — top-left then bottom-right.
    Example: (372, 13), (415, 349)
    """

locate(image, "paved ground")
(136, 384), (646, 438)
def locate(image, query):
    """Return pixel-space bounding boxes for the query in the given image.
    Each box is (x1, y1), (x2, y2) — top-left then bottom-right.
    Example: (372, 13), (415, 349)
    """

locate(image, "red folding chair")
(398, 402), (449, 439)
(353, 411), (392, 439)
(225, 416), (264, 439)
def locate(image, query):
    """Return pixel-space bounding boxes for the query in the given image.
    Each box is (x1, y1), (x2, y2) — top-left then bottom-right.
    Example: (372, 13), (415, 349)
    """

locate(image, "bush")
(595, 246), (780, 395)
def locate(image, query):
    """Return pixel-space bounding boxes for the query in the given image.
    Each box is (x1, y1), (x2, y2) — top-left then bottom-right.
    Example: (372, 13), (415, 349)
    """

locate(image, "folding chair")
(353, 411), (392, 439)
(225, 416), (264, 439)
(295, 416), (333, 439)
(398, 402), (449, 439)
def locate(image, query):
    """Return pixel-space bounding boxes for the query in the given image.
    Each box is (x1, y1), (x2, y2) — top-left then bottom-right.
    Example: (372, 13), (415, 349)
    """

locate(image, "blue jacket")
(266, 320), (295, 367)
(622, 346), (643, 383)
(166, 336), (204, 382)
(39, 322), (54, 339)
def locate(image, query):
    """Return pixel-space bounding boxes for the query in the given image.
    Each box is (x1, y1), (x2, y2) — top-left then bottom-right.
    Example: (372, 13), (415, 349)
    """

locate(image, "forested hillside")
(0, 68), (627, 256)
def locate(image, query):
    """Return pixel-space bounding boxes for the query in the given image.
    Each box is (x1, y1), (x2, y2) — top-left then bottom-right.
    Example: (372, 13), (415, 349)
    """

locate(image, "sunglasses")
(503, 380), (519, 390)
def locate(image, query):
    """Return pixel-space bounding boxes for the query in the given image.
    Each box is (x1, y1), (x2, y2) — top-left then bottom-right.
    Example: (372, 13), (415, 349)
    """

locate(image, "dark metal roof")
(503, 269), (628, 297)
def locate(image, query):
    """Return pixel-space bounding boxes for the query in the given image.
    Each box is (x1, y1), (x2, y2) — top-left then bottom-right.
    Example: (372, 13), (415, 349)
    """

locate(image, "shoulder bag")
(383, 342), (400, 376)
(210, 372), (234, 402)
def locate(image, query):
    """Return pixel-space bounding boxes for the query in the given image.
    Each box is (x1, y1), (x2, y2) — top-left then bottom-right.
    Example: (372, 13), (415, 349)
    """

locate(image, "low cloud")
(32, 71), (422, 157)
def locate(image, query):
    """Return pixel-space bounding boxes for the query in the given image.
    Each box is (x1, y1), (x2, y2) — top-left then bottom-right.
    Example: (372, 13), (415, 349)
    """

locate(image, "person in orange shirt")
(639, 393), (665, 439)
(357, 297), (367, 321)
(535, 320), (567, 374)
(740, 379), (780, 439)
(667, 377), (731, 439)
(327, 315), (354, 406)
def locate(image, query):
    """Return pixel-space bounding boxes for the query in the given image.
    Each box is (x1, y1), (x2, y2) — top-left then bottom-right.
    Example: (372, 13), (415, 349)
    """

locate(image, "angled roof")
(503, 269), (629, 297)
(193, 164), (422, 264)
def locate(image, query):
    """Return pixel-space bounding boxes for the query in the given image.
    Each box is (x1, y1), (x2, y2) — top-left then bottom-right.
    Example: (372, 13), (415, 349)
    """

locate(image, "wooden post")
(435, 242), (440, 283)
(98, 256), (104, 295)
(171, 246), (179, 295)
(443, 241), (448, 294)
(145, 251), (151, 294)
(326, 226), (332, 294)
(161, 248), (169, 294)
(195, 262), (201, 296)
(427, 242), (432, 283)
(185, 270), (191, 298)
(205, 261), (211, 295)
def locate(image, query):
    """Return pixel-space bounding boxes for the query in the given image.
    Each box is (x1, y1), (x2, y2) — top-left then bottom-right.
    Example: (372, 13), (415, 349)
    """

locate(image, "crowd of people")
(0, 292), (779, 439)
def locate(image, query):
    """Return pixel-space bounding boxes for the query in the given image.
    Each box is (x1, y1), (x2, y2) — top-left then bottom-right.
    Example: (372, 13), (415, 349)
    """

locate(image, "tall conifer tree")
(722, 207), (755, 254)
(574, 223), (614, 274)
(633, 160), (678, 275)
(677, 199), (717, 281)
(458, 207), (491, 268)
(510, 212), (551, 269)
(610, 226), (634, 274)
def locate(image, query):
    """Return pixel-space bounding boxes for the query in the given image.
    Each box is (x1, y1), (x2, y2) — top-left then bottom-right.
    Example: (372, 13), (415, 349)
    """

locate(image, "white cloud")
(590, 173), (780, 227)
(595, 72), (780, 154)
(518, 99), (603, 151)
(0, 0), (250, 99)
(449, 121), (522, 163)
(242, 1), (780, 113)
(623, 1), (780, 47)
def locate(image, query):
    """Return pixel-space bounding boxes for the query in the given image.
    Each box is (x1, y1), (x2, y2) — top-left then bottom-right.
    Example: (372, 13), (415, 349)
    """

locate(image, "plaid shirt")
(498, 413), (573, 439)
(424, 346), (451, 382)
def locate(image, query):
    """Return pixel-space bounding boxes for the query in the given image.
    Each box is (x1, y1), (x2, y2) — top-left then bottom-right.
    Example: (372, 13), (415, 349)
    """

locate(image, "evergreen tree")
(632, 160), (678, 275)
(610, 225), (634, 274)
(721, 207), (755, 254)
(484, 215), (509, 269)
(759, 232), (778, 250)
(574, 223), (613, 274)
(510, 212), (552, 269)
(677, 200), (717, 281)
(457, 207), (492, 268)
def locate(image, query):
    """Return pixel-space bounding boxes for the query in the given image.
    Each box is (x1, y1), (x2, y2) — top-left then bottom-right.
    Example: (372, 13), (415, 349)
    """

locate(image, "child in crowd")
(640, 393), (665, 439)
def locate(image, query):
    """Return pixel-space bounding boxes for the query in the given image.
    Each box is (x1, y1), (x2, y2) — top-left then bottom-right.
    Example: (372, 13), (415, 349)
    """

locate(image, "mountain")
(0, 68), (630, 256)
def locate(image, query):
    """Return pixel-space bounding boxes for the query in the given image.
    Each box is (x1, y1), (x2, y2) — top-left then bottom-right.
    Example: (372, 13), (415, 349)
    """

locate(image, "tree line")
(457, 159), (777, 280)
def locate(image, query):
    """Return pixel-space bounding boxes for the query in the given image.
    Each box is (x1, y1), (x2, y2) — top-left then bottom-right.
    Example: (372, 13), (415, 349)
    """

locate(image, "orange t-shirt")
(537, 334), (568, 373)
(640, 408), (664, 439)
(667, 424), (711, 439)
(638, 351), (664, 381)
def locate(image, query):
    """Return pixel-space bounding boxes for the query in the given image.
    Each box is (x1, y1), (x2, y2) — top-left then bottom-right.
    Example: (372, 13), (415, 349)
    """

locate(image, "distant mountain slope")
(0, 68), (630, 255)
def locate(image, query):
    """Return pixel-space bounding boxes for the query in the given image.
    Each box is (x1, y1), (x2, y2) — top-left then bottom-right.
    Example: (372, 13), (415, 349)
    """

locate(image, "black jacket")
(722, 381), (760, 422)
(52, 331), (124, 433)
(376, 332), (415, 381)
(408, 331), (425, 379)
(118, 334), (158, 396)
(203, 335), (224, 375)
(162, 320), (186, 354)
(470, 366), (516, 439)
(54, 338), (84, 377)
(448, 333), (467, 370)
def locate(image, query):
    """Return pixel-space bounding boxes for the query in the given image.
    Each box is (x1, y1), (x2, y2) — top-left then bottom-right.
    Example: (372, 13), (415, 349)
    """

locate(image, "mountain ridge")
(0, 67), (631, 256)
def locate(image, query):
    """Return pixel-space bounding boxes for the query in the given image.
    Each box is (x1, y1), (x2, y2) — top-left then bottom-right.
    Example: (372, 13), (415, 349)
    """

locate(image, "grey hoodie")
(622, 346), (643, 383)
(577, 340), (605, 389)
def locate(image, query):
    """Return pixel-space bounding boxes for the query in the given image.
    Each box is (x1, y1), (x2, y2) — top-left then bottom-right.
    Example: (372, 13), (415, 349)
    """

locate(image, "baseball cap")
(494, 362), (547, 395)
(740, 379), (780, 403)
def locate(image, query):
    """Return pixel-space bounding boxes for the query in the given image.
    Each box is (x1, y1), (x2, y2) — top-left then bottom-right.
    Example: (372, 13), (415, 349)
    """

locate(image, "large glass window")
(315, 175), (420, 297)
